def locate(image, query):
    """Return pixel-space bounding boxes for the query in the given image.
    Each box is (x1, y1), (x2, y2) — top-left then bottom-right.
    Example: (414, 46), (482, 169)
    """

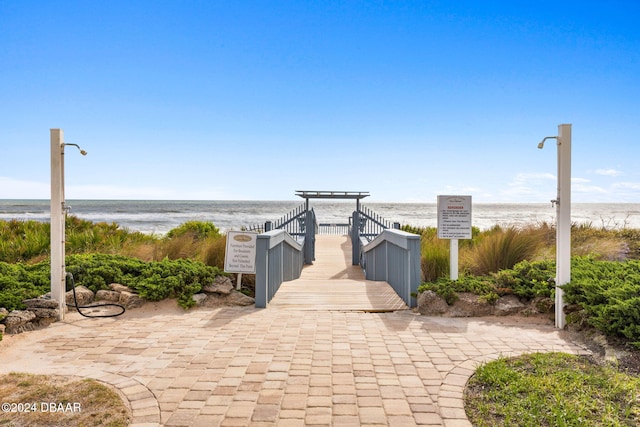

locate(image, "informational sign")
(437, 195), (473, 239)
(224, 231), (258, 274)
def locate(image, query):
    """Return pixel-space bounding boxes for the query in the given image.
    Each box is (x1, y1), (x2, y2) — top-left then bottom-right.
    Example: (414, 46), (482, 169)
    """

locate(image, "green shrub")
(0, 254), (226, 311)
(67, 254), (224, 309)
(492, 259), (556, 299)
(564, 257), (640, 347)
(166, 221), (221, 240)
(0, 261), (51, 310)
(418, 275), (498, 305)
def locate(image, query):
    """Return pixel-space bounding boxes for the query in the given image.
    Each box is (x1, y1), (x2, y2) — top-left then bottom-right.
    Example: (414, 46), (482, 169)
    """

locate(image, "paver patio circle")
(0, 302), (586, 426)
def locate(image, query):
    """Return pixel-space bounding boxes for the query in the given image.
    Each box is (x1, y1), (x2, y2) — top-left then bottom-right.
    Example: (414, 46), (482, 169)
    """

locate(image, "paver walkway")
(0, 304), (586, 426)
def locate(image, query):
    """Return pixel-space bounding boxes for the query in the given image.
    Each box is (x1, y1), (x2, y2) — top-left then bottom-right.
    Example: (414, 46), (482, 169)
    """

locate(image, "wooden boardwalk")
(269, 235), (408, 311)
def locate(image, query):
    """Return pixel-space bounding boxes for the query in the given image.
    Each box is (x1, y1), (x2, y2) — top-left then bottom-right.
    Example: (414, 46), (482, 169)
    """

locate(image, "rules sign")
(437, 195), (472, 239)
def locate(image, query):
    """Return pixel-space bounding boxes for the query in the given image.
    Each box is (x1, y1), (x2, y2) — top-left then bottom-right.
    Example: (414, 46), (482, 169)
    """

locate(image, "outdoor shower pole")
(555, 124), (572, 329)
(50, 129), (66, 320)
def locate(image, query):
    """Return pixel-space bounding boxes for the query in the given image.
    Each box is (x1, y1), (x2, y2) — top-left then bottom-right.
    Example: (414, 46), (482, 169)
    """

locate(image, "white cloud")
(595, 168), (623, 177)
(0, 177), (49, 199)
(612, 182), (640, 191)
(0, 177), (229, 200)
(572, 177), (591, 184)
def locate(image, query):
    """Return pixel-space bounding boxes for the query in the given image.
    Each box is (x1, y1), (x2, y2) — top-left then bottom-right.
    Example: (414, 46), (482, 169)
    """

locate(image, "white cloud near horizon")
(595, 168), (624, 177)
(0, 177), (229, 200)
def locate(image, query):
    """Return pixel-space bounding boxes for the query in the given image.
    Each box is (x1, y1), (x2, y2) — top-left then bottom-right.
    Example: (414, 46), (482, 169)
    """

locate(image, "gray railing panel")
(255, 230), (304, 308)
(362, 229), (421, 307)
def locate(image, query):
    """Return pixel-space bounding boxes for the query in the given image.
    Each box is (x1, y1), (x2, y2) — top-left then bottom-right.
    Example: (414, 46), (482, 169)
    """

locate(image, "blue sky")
(1, 1), (639, 202)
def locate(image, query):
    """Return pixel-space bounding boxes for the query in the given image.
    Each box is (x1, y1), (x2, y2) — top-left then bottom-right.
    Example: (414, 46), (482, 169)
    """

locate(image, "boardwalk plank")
(269, 235), (408, 311)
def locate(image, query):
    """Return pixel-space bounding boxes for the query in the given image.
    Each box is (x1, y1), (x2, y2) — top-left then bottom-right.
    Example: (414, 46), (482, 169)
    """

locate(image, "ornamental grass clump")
(471, 226), (540, 275)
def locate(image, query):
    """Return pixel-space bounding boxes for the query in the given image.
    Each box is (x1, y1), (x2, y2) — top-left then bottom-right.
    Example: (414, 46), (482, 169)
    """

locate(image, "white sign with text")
(224, 231), (258, 274)
(437, 195), (473, 239)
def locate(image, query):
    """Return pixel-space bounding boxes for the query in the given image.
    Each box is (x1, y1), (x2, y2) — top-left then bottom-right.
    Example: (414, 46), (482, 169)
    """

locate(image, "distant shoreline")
(1, 200), (639, 235)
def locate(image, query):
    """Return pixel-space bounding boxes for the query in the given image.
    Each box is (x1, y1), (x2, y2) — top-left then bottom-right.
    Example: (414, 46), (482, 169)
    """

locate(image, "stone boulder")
(531, 297), (554, 314)
(494, 295), (526, 316)
(95, 290), (122, 302)
(203, 276), (234, 295)
(23, 298), (61, 325)
(110, 283), (133, 293)
(3, 310), (37, 334)
(417, 291), (449, 316)
(446, 293), (494, 317)
(193, 290), (255, 307)
(65, 285), (95, 307)
(226, 291), (255, 306)
(192, 293), (208, 306)
(118, 291), (144, 309)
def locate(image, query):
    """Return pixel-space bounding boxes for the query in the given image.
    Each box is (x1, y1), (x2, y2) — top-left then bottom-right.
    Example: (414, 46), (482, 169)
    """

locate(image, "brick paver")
(0, 306), (586, 426)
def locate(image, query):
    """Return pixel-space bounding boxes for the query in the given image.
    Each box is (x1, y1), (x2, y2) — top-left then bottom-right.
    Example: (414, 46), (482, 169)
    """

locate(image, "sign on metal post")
(437, 195), (472, 280)
(224, 231), (258, 274)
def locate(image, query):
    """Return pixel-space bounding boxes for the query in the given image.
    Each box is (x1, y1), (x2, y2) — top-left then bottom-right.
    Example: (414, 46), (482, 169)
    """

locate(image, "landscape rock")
(417, 291), (449, 315)
(531, 297), (554, 314)
(494, 295), (526, 316)
(446, 293), (494, 317)
(3, 310), (37, 334)
(0, 324), (5, 335)
(0, 307), (8, 321)
(225, 291), (255, 306)
(27, 308), (60, 319)
(192, 293), (208, 306)
(110, 283), (133, 293)
(203, 276), (234, 295)
(23, 298), (59, 309)
(66, 285), (95, 307)
(118, 291), (145, 309)
(196, 291), (255, 307)
(96, 290), (122, 302)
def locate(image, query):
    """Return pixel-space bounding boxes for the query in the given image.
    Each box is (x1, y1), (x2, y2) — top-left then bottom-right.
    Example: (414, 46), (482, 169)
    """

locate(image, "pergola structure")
(295, 190), (370, 212)
(295, 191), (371, 265)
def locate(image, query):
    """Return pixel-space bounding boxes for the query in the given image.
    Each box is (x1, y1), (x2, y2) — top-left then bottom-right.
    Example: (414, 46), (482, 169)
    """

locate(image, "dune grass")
(405, 221), (636, 282)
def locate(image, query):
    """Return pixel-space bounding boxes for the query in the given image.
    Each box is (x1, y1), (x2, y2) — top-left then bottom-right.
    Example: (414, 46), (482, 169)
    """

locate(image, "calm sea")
(1, 199), (639, 235)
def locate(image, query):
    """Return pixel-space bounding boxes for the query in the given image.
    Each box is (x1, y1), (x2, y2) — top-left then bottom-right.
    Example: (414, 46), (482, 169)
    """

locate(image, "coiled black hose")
(66, 272), (126, 318)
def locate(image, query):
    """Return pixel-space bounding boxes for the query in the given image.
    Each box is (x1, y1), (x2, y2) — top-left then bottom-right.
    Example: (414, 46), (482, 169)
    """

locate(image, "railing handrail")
(360, 228), (421, 308)
(258, 228), (304, 251)
(362, 228), (419, 251)
(358, 205), (392, 230)
(255, 229), (305, 308)
(274, 203), (306, 230)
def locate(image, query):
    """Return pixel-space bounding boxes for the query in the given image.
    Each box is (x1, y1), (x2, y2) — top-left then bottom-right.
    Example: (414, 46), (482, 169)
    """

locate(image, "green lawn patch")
(465, 352), (640, 427)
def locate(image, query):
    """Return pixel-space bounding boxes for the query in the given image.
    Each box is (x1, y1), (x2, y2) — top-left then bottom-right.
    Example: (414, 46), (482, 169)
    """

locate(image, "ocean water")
(1, 199), (639, 235)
